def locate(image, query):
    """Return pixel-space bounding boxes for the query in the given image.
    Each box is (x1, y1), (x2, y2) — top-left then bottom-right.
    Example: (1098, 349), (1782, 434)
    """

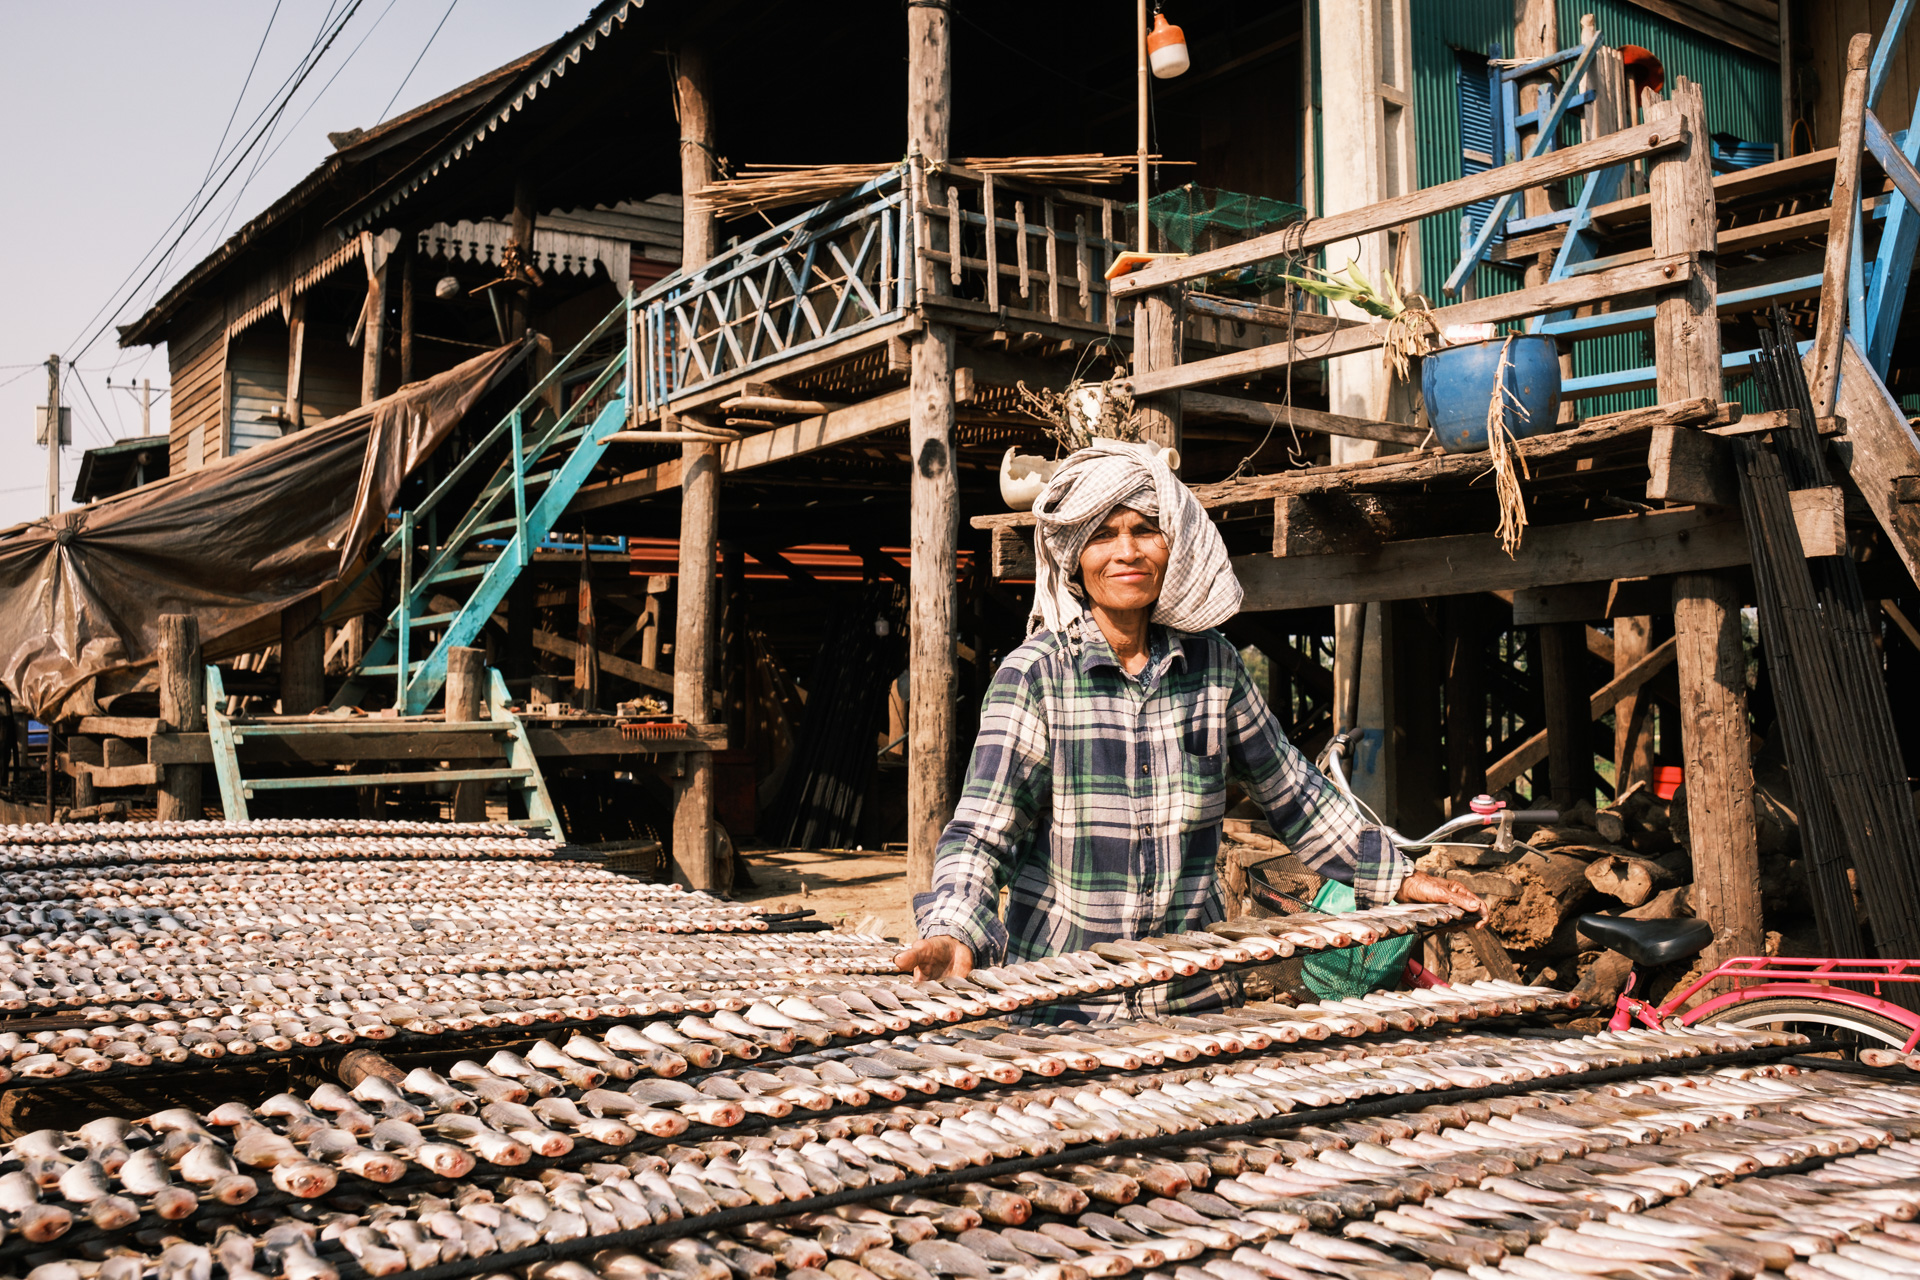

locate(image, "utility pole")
(44, 355), (59, 518)
(141, 378), (151, 435)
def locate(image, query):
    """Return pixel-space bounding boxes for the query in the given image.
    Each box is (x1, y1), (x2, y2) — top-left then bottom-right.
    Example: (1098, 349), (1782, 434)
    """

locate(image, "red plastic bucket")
(1653, 765), (1684, 801)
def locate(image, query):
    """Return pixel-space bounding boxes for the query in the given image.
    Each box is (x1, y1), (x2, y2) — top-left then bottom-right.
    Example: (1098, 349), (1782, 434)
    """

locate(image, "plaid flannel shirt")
(913, 617), (1408, 1023)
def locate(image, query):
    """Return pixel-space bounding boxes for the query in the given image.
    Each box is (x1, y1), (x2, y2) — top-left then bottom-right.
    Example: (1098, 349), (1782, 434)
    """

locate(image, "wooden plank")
(1233, 492), (1847, 612)
(1112, 121), (1686, 298)
(1181, 390), (1426, 447)
(75, 716), (159, 738)
(1509, 582), (1612, 626)
(991, 526), (1034, 578)
(1485, 636), (1680, 790)
(74, 762), (160, 789)
(1648, 424), (1738, 506)
(1590, 148), (1838, 231)
(1125, 255), (1694, 398)
(1814, 35), (1875, 416)
(1710, 409), (1843, 437)
(1829, 335), (1920, 586)
(1184, 294), (1354, 335)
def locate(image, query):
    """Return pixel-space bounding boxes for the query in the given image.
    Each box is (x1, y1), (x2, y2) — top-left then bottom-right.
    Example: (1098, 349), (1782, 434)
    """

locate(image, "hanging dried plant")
(1486, 336), (1534, 557)
(1014, 372), (1144, 454)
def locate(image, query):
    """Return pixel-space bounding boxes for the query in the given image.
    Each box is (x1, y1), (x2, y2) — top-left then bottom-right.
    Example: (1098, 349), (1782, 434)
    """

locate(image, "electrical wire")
(378, 0), (461, 125)
(206, 0), (403, 248)
(195, 0), (286, 194)
(63, 0), (368, 368)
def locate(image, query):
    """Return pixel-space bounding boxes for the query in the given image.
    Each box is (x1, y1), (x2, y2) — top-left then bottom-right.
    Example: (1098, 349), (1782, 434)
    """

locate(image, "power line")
(197, 0), (285, 193)
(379, 0), (461, 125)
(207, 0), (403, 251)
(63, 0), (369, 367)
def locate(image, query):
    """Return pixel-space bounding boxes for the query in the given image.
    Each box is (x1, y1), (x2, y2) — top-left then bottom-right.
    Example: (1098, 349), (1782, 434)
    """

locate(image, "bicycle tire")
(1692, 995), (1916, 1052)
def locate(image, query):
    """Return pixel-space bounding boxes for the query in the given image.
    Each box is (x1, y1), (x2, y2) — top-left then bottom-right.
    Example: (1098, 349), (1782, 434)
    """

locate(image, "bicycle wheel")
(1694, 995), (1915, 1055)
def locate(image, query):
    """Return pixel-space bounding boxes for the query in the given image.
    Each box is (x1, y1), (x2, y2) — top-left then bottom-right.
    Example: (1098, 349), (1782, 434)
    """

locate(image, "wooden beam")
(1538, 621), (1588, 807)
(673, 433), (720, 892)
(1828, 338), (1920, 586)
(1866, 109), (1920, 217)
(574, 372), (975, 512)
(1485, 636), (1679, 790)
(1509, 582), (1611, 626)
(1111, 120), (1686, 298)
(991, 526), (1034, 578)
(1614, 614), (1656, 795)
(1184, 294), (1354, 334)
(1812, 35), (1873, 417)
(1647, 424), (1737, 506)
(1125, 255), (1695, 399)
(530, 629), (672, 694)
(1181, 390), (1426, 448)
(1234, 494), (1846, 612)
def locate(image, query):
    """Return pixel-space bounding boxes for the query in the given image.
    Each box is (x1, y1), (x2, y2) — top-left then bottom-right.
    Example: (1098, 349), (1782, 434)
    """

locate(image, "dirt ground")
(735, 847), (918, 944)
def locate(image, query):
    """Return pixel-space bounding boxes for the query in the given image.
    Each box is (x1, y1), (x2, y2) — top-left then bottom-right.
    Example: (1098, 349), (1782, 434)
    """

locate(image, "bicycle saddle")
(1576, 914), (1714, 968)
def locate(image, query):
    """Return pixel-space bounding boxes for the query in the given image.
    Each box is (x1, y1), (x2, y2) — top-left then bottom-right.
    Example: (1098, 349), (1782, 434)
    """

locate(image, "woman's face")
(1078, 506), (1169, 614)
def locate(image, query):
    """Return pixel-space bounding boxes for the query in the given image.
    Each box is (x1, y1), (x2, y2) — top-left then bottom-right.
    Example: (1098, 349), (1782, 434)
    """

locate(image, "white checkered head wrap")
(1028, 438), (1242, 639)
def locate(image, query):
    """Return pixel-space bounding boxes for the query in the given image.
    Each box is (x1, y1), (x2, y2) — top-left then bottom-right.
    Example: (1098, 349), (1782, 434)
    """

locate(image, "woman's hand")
(1395, 870), (1486, 922)
(895, 935), (974, 981)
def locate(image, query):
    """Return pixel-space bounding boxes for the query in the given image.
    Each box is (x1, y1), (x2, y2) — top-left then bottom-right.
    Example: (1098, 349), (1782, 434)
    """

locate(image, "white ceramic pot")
(999, 447), (1062, 511)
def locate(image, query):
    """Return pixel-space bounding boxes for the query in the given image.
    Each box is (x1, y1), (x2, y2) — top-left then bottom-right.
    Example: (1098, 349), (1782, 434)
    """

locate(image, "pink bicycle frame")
(1610, 955), (1920, 1052)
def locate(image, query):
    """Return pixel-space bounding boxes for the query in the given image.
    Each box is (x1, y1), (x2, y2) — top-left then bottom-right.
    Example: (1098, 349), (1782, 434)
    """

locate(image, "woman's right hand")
(895, 935), (974, 981)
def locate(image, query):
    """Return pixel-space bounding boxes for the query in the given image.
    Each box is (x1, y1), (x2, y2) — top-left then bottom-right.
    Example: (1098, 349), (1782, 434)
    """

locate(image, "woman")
(897, 439), (1481, 1021)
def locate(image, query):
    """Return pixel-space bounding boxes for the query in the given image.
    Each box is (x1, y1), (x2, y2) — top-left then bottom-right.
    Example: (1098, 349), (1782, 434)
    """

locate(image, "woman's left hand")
(1395, 870), (1485, 923)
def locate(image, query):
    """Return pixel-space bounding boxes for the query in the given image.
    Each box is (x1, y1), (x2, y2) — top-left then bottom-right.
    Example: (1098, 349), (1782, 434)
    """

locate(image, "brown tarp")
(0, 342), (524, 720)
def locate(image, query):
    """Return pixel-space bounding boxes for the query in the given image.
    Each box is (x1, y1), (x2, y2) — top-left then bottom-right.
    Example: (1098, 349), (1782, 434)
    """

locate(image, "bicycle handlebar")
(1509, 810), (1560, 824)
(1321, 734), (1562, 847)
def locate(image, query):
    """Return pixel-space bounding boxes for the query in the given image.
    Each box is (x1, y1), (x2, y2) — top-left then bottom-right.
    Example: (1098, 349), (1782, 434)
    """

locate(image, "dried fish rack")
(3, 820), (1920, 1280)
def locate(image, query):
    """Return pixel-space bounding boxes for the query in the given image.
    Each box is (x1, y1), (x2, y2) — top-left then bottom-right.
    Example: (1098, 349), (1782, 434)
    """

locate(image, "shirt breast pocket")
(1179, 690), (1228, 832)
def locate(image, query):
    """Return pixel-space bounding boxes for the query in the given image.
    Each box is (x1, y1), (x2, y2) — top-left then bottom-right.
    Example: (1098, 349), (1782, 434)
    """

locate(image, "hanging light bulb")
(1148, 7), (1190, 79)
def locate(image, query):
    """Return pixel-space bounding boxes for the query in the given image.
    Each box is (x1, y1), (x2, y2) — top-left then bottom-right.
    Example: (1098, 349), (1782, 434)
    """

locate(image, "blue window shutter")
(1457, 50), (1502, 247)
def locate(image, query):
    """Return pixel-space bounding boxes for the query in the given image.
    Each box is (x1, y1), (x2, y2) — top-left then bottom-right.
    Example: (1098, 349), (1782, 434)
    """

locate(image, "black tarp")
(0, 342), (524, 719)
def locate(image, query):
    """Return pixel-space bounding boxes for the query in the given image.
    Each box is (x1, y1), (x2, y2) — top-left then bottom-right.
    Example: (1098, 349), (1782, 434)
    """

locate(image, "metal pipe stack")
(0, 821), (1914, 1280)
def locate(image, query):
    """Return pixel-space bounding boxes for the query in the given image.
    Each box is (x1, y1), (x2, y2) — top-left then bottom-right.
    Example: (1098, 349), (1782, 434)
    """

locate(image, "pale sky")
(0, 1), (576, 531)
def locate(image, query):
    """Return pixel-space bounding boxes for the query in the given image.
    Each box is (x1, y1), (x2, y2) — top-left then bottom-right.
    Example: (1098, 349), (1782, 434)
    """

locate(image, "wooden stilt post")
(641, 575), (667, 672)
(1652, 77), (1759, 966)
(279, 594), (326, 717)
(398, 236), (416, 388)
(509, 181), (537, 343)
(674, 448), (720, 890)
(284, 294), (307, 430)
(1539, 621), (1586, 808)
(673, 39), (721, 892)
(157, 614), (204, 821)
(906, 0), (959, 902)
(446, 646), (488, 823)
(1132, 291), (1184, 455)
(360, 249), (386, 406)
(1613, 615), (1655, 794)
(1443, 598), (1487, 813)
(1673, 572), (1761, 962)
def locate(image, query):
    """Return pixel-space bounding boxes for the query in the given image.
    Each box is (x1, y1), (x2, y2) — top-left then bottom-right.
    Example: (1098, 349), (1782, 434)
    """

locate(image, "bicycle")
(1308, 733), (1920, 1055)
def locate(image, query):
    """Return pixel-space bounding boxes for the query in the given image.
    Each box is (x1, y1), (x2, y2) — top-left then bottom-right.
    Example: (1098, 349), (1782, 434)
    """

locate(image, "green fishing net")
(1133, 184), (1306, 299)
(1299, 879), (1416, 1000)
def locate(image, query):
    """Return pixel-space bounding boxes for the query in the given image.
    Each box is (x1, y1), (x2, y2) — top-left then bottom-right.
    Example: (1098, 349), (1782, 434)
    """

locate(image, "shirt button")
(1141, 763), (1150, 775)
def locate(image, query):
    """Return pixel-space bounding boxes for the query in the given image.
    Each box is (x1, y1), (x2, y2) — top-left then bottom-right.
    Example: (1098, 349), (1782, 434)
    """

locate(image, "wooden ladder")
(205, 666), (559, 831)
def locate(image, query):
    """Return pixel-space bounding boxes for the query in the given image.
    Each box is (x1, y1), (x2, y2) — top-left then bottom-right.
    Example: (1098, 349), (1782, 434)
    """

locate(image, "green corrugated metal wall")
(1406, 1), (1782, 414)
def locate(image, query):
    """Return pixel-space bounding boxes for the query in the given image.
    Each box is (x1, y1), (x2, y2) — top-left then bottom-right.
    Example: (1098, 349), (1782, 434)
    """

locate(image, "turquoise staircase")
(325, 297), (632, 716)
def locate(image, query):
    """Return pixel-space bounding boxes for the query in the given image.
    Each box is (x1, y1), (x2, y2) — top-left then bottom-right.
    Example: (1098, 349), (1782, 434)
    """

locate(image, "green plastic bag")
(1299, 879), (1415, 1001)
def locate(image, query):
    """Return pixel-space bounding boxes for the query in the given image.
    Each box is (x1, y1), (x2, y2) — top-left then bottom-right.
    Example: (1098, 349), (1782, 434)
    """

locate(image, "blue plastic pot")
(1420, 335), (1563, 454)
